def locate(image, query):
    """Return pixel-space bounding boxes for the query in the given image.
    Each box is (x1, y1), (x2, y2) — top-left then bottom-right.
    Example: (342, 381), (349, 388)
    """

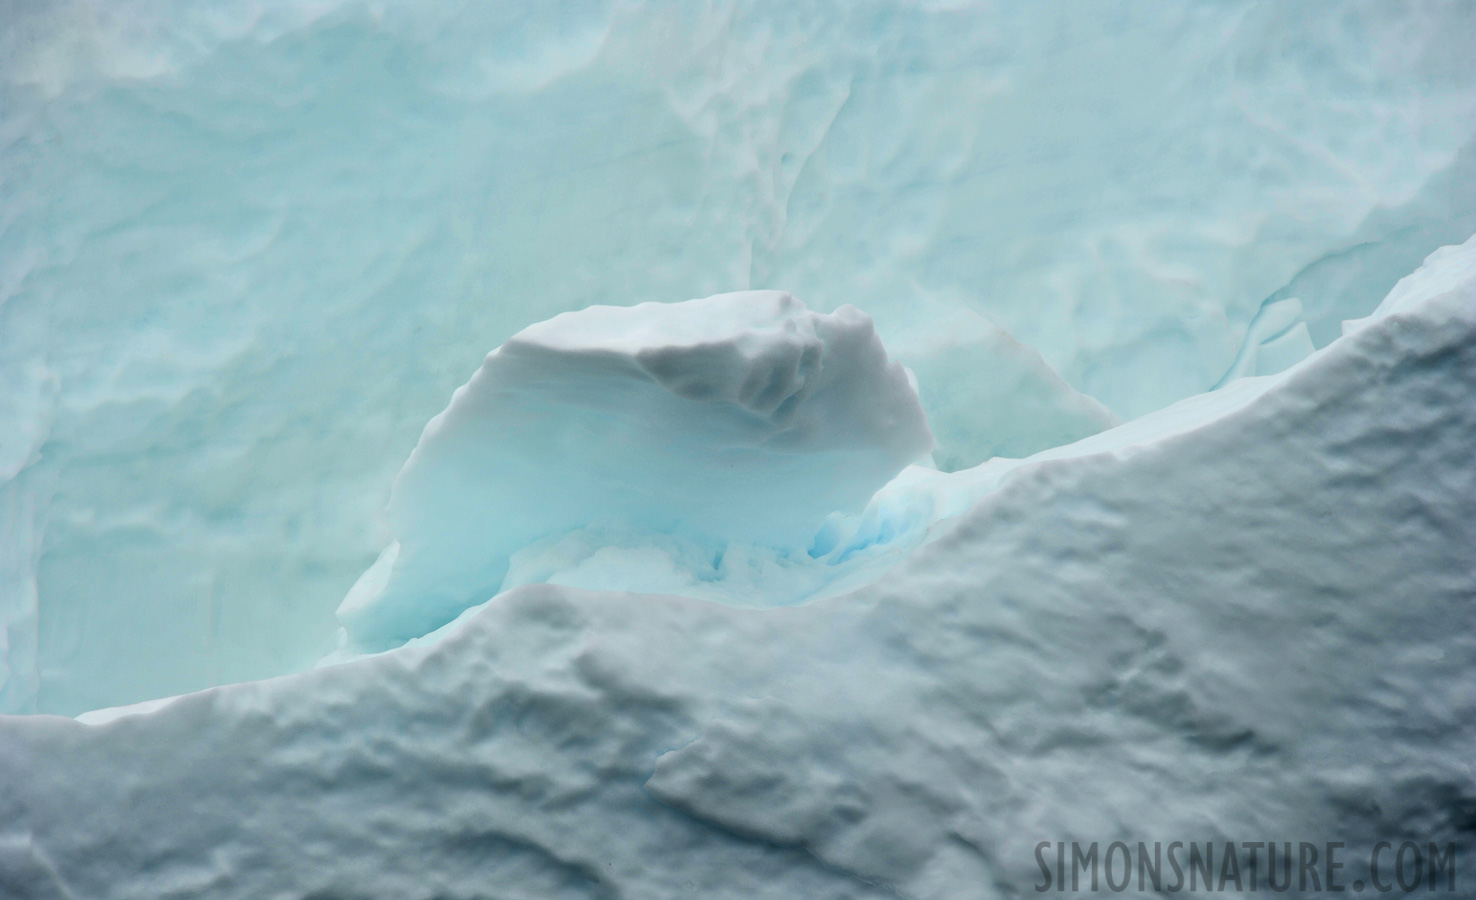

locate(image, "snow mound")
(338, 291), (932, 649)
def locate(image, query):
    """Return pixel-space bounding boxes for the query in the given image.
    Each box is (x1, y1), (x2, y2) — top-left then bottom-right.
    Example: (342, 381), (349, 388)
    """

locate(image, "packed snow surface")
(5, 235), (1475, 898)
(338, 291), (931, 650)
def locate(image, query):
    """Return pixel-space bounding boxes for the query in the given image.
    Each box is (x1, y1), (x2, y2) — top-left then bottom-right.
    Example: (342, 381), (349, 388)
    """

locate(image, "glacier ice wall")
(4, 1), (1476, 715)
(5, 232), (1475, 900)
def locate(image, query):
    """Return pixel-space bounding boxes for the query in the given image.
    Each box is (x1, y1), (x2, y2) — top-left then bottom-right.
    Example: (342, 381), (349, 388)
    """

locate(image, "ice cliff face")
(5, 233), (1475, 899)
(5, 1), (1476, 714)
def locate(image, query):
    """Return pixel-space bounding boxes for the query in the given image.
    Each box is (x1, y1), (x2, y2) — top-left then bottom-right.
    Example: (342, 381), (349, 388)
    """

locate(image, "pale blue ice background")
(3, 1), (1476, 715)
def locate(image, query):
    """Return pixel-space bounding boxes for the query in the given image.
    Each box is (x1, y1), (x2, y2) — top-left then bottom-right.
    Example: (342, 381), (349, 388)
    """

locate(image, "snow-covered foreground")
(3, 235), (1472, 898)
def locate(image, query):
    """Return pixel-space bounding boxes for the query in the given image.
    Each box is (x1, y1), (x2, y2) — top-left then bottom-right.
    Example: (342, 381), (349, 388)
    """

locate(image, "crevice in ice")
(885, 306), (1120, 472)
(1216, 135), (1476, 390)
(1213, 296), (1316, 386)
(1306, 137), (1476, 342)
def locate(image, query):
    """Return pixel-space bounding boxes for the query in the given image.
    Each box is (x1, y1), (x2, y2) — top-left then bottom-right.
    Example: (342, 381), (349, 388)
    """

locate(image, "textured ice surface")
(4, 2), (1476, 713)
(337, 291), (930, 650)
(4, 1), (1476, 892)
(889, 310), (1119, 472)
(6, 234), (1474, 899)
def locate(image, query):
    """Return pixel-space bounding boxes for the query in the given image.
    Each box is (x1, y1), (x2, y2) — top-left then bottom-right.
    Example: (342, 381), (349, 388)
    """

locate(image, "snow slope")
(4, 234), (1472, 898)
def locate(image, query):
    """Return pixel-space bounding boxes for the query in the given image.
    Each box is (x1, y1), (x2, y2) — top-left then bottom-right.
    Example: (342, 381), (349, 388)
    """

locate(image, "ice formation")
(338, 291), (931, 650)
(4, 232), (1474, 898)
(3, 2), (1476, 896)
(5, 2), (1476, 715)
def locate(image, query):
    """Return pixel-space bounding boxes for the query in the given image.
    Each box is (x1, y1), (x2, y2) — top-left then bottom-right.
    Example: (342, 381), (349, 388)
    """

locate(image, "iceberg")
(4, 233), (1474, 898)
(6, 1), (1476, 715)
(3, 2), (1476, 895)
